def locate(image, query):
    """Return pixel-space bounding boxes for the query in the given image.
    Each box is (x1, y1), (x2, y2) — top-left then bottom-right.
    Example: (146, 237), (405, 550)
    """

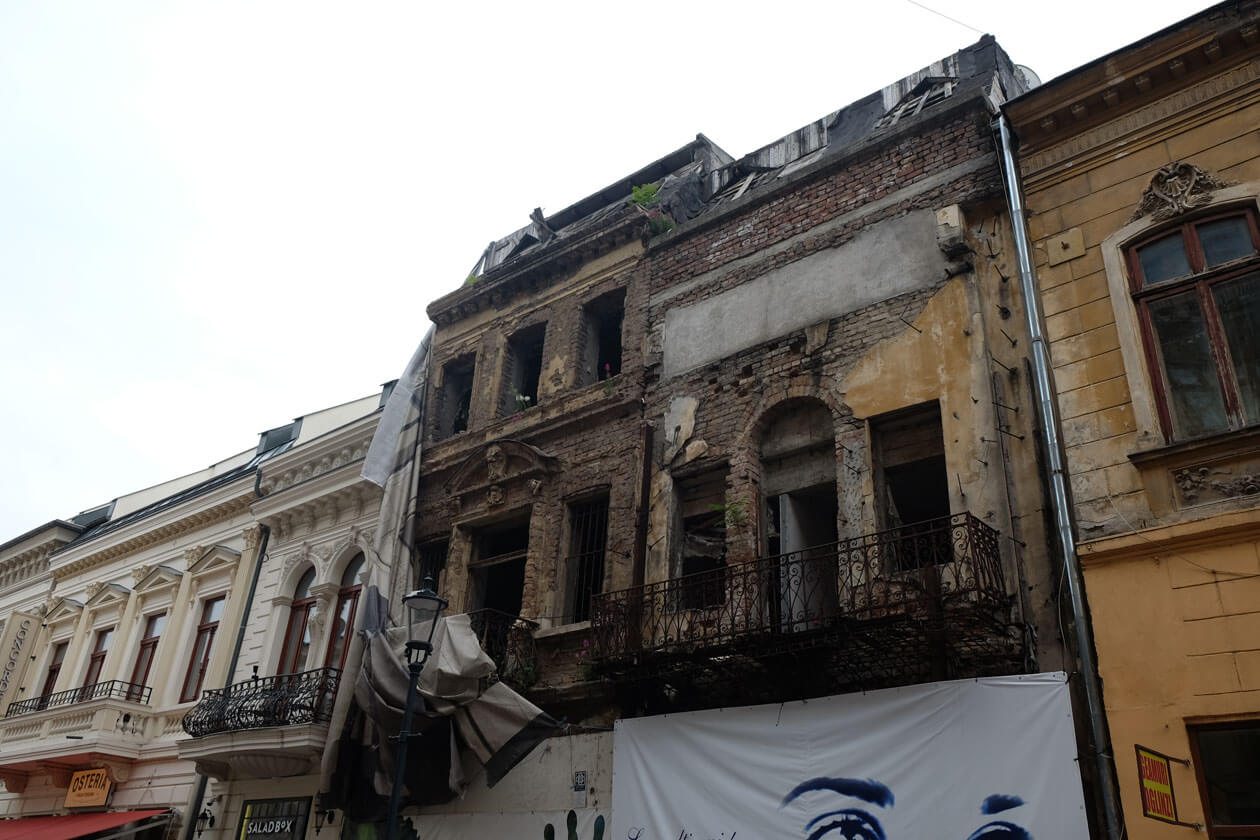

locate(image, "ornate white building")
(0, 388), (388, 840)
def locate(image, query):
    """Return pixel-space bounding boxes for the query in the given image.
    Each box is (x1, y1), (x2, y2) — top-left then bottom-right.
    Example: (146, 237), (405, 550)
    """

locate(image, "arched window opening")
(278, 568), (316, 675)
(325, 553), (365, 671)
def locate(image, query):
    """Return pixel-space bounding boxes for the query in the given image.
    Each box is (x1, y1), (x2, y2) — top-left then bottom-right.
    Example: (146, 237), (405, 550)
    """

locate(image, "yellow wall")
(1014, 47), (1260, 838)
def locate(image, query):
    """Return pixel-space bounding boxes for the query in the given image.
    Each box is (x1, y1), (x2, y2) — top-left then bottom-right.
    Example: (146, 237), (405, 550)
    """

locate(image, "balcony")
(6, 680), (151, 717)
(467, 609), (539, 691)
(177, 667), (340, 780)
(590, 513), (1023, 706)
(0, 681), (158, 792)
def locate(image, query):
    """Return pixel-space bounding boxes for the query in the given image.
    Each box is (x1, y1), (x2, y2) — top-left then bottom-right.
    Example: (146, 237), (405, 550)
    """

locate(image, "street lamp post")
(385, 576), (448, 840)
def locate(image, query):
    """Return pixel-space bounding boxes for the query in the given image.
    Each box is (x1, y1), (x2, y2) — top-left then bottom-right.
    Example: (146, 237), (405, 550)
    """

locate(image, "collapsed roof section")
(431, 36), (1033, 327)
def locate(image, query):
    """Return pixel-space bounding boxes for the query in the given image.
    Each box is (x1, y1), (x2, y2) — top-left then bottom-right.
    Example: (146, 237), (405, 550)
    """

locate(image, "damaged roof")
(436, 35), (1030, 317)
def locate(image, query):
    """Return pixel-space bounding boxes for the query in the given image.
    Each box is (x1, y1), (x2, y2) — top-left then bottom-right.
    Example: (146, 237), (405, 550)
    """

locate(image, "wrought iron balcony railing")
(181, 667), (340, 738)
(467, 609), (540, 690)
(5, 680), (151, 718)
(591, 512), (1006, 661)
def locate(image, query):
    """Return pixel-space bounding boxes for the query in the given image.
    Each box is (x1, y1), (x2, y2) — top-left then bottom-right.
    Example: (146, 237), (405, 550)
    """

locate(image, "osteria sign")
(65, 769), (113, 808)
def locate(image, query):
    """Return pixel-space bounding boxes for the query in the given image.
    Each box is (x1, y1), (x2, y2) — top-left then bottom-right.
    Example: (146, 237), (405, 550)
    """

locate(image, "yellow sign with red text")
(64, 768), (113, 809)
(1136, 747), (1178, 823)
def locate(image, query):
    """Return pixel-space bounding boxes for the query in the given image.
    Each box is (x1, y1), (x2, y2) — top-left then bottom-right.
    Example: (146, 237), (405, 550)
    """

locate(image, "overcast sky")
(0, 0), (1211, 537)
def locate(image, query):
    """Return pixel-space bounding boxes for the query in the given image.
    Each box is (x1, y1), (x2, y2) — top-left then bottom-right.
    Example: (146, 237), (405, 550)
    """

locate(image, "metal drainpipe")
(181, 521), (271, 840)
(996, 113), (1123, 840)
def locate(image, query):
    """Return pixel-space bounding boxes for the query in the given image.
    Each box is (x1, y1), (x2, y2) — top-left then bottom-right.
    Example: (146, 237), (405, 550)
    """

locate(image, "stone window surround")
(1100, 181), (1260, 454)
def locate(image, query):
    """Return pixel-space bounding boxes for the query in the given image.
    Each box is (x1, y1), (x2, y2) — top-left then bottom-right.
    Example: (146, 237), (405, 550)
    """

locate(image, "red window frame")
(179, 596), (225, 702)
(128, 613), (166, 699)
(82, 627), (114, 688)
(41, 641), (68, 699)
(278, 582), (316, 675)
(324, 555), (364, 671)
(1126, 208), (1260, 442)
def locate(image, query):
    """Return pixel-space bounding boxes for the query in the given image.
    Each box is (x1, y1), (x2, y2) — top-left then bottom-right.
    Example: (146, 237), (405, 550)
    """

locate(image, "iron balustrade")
(5, 680), (152, 718)
(591, 512), (1006, 660)
(181, 667), (341, 738)
(467, 609), (540, 690)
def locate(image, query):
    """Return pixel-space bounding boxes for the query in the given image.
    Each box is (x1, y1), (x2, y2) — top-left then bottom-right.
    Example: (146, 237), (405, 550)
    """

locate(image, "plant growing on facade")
(709, 496), (749, 529)
(465, 273), (480, 286)
(629, 182), (676, 235)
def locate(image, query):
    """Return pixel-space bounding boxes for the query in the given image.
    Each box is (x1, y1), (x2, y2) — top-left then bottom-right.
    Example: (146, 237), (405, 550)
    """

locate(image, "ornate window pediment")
(188, 545), (243, 578)
(83, 582), (130, 611)
(43, 597), (84, 626)
(444, 439), (559, 502)
(133, 564), (183, 594)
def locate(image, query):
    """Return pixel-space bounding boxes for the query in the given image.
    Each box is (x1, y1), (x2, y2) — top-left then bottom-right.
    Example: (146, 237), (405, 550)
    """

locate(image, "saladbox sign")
(612, 672), (1089, 840)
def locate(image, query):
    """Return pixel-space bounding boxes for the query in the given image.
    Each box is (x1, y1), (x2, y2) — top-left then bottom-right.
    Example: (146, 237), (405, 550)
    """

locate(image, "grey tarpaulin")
(319, 325), (558, 818)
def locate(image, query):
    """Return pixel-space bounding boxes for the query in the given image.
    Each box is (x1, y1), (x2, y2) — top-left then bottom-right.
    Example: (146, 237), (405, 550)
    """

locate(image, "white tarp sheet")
(612, 672), (1088, 840)
(409, 809), (606, 840)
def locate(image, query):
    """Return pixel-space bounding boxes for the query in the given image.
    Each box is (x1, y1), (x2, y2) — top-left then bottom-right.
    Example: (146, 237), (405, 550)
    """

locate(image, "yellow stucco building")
(1005, 2), (1260, 837)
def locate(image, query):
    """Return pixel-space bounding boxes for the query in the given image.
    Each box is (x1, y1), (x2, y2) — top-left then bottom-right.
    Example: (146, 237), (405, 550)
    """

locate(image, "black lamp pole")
(385, 577), (447, 840)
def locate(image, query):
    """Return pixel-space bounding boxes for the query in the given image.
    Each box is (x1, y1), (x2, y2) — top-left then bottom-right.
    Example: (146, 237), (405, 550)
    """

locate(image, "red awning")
(0, 809), (170, 840)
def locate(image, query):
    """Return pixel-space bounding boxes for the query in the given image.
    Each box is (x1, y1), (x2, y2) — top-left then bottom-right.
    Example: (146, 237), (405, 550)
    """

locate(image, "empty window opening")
(566, 496), (609, 623)
(502, 324), (547, 414)
(415, 538), (449, 588)
(470, 519), (530, 617)
(875, 77), (956, 130)
(580, 290), (625, 385)
(438, 354), (476, 438)
(675, 470), (728, 610)
(871, 402), (951, 571)
(759, 399), (839, 631)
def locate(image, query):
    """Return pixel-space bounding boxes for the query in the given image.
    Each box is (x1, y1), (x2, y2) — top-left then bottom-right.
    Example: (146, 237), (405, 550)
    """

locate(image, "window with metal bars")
(415, 539), (449, 588)
(565, 496), (609, 623)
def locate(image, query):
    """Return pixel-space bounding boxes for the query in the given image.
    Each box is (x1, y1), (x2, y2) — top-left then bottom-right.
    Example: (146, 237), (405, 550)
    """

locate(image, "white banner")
(612, 673), (1087, 840)
(409, 809), (607, 840)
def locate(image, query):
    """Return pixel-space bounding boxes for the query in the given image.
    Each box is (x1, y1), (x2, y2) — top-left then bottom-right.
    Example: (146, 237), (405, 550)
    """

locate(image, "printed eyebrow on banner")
(781, 777), (895, 840)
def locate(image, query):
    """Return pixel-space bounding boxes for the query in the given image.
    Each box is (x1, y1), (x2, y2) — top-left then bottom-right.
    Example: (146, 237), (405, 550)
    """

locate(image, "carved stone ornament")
(1174, 464), (1260, 504)
(243, 526), (262, 551)
(486, 444), (507, 482)
(1130, 162), (1233, 222)
(85, 582), (103, 599)
(132, 564), (153, 584)
(486, 485), (505, 507)
(528, 478), (543, 496)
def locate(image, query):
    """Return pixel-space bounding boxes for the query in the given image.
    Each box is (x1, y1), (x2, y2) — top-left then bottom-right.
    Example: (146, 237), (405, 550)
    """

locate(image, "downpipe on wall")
(995, 113), (1124, 840)
(181, 521), (272, 840)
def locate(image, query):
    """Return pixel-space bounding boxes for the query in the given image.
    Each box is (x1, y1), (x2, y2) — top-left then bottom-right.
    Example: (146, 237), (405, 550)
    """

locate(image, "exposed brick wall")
(650, 113), (997, 294)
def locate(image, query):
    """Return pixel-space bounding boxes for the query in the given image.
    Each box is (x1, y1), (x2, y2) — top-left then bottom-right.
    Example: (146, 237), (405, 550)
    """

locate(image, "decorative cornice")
(1020, 59), (1260, 180)
(50, 495), (253, 583)
(258, 437), (373, 496)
